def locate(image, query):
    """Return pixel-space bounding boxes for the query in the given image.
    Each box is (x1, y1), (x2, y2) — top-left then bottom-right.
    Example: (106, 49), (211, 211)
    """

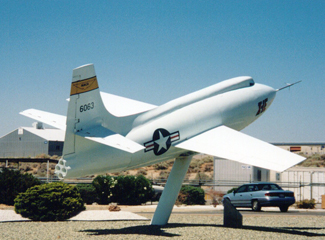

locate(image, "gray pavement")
(1, 204), (324, 222)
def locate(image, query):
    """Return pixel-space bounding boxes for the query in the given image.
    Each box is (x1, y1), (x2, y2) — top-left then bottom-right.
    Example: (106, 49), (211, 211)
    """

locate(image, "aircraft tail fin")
(63, 64), (136, 156)
(55, 64), (143, 179)
(63, 64), (100, 155)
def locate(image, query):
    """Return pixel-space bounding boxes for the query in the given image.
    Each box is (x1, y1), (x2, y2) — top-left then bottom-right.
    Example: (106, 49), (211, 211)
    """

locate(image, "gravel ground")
(1, 214), (325, 240)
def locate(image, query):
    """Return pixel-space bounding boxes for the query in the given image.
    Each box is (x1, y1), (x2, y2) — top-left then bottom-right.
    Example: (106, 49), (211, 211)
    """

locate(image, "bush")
(75, 184), (99, 204)
(296, 199), (316, 209)
(194, 172), (212, 181)
(92, 175), (154, 205)
(153, 162), (169, 170)
(0, 168), (41, 205)
(177, 185), (205, 205)
(227, 187), (238, 194)
(206, 189), (224, 207)
(92, 175), (118, 204)
(14, 182), (85, 221)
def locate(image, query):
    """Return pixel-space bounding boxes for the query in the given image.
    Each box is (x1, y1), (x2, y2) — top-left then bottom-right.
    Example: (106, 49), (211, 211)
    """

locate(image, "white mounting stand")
(151, 154), (193, 225)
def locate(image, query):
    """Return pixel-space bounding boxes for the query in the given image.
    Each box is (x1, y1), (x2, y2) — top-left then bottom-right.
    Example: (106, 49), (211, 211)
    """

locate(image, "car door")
(245, 184), (258, 207)
(231, 185), (248, 207)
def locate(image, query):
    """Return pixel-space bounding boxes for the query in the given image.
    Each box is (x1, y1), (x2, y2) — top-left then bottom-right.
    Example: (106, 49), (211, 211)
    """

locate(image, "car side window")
(236, 185), (247, 193)
(270, 184), (281, 190)
(247, 185), (257, 192)
(262, 185), (270, 190)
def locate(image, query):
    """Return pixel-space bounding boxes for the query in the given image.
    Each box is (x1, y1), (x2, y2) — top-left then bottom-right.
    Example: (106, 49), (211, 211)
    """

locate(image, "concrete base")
(223, 198), (243, 228)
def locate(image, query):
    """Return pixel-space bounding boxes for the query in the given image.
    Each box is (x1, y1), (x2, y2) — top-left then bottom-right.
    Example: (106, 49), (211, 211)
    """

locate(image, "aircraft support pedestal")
(151, 154), (193, 226)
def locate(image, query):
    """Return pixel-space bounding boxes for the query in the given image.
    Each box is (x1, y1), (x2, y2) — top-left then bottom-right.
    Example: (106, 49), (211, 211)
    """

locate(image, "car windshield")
(258, 184), (282, 191)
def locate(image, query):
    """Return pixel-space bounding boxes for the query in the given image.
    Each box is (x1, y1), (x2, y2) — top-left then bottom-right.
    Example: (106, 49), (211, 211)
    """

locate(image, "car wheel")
(252, 200), (261, 211)
(279, 206), (289, 212)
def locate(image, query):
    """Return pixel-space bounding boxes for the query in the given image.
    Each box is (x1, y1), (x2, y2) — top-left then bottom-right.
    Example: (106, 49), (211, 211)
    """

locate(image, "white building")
(276, 167), (325, 203)
(0, 123), (65, 158)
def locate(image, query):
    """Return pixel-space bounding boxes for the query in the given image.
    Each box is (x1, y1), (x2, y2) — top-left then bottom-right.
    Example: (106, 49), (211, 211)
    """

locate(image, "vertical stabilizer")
(56, 64), (112, 178)
(62, 64), (108, 157)
(55, 64), (140, 179)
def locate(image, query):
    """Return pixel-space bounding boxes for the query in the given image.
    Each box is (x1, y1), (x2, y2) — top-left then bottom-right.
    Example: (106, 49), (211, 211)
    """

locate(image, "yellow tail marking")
(70, 76), (99, 95)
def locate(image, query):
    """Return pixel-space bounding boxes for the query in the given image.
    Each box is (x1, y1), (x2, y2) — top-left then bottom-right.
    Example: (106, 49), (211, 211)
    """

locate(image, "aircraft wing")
(21, 93), (156, 130)
(176, 125), (305, 172)
(76, 125), (145, 153)
(20, 109), (66, 131)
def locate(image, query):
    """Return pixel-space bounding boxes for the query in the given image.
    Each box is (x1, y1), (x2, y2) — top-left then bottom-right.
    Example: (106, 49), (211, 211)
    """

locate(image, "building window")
(276, 173), (280, 181)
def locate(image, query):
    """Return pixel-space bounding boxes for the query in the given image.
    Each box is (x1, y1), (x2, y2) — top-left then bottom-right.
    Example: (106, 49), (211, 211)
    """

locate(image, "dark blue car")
(222, 182), (295, 212)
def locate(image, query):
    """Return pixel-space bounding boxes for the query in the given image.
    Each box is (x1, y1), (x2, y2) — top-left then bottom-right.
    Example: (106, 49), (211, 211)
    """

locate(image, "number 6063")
(80, 102), (94, 112)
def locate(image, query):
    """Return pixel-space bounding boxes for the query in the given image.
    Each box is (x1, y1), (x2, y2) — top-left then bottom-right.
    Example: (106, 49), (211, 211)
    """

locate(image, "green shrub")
(296, 199), (316, 209)
(177, 185), (205, 205)
(92, 175), (118, 204)
(0, 168), (41, 205)
(92, 175), (154, 205)
(75, 184), (99, 204)
(14, 182), (85, 221)
(227, 187), (238, 194)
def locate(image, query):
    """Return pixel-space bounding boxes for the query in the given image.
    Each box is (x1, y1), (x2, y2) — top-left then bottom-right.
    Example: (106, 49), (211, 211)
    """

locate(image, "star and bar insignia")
(144, 128), (180, 156)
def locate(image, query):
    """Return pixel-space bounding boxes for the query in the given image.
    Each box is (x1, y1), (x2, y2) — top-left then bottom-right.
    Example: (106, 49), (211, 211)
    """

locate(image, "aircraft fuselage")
(126, 79), (276, 169)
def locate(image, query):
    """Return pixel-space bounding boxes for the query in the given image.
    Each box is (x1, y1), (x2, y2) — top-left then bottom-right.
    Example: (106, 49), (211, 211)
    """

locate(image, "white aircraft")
(20, 64), (305, 225)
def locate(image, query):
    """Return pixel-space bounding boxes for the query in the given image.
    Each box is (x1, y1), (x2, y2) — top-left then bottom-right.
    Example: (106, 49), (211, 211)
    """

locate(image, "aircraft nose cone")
(267, 87), (277, 102)
(261, 85), (277, 111)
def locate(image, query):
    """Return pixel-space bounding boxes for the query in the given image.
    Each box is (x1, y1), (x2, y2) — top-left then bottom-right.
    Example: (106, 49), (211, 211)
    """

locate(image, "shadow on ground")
(81, 223), (325, 238)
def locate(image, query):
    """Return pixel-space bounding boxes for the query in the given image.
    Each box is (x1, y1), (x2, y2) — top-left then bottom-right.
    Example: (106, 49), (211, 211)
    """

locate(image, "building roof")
(22, 127), (65, 141)
(272, 142), (325, 146)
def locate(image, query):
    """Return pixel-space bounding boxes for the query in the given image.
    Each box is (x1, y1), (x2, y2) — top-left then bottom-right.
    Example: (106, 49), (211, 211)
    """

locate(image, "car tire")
(279, 206), (289, 212)
(252, 200), (261, 211)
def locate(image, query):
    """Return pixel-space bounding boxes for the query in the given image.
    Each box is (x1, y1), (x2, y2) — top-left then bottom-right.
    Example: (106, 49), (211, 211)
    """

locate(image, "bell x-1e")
(20, 64), (305, 225)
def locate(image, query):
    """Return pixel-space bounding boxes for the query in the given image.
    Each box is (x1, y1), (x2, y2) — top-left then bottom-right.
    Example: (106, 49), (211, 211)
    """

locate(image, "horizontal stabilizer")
(76, 126), (145, 153)
(20, 109), (66, 130)
(100, 92), (156, 116)
(176, 125), (305, 172)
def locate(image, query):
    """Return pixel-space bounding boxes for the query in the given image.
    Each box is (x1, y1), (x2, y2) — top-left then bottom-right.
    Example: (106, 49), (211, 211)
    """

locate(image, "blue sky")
(1, 0), (324, 142)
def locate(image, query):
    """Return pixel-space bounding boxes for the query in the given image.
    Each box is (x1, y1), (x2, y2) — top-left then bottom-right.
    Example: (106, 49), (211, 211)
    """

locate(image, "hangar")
(0, 122), (64, 158)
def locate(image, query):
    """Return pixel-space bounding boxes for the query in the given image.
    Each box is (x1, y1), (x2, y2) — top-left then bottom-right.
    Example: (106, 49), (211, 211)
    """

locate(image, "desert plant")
(136, 168), (147, 176)
(75, 183), (99, 204)
(92, 175), (154, 205)
(194, 172), (212, 182)
(0, 168), (41, 205)
(92, 175), (118, 204)
(153, 162), (169, 170)
(227, 187), (238, 194)
(206, 189), (224, 207)
(14, 182), (85, 221)
(175, 191), (189, 206)
(296, 199), (316, 209)
(113, 175), (154, 205)
(159, 170), (170, 180)
(35, 154), (51, 159)
(177, 185), (205, 205)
